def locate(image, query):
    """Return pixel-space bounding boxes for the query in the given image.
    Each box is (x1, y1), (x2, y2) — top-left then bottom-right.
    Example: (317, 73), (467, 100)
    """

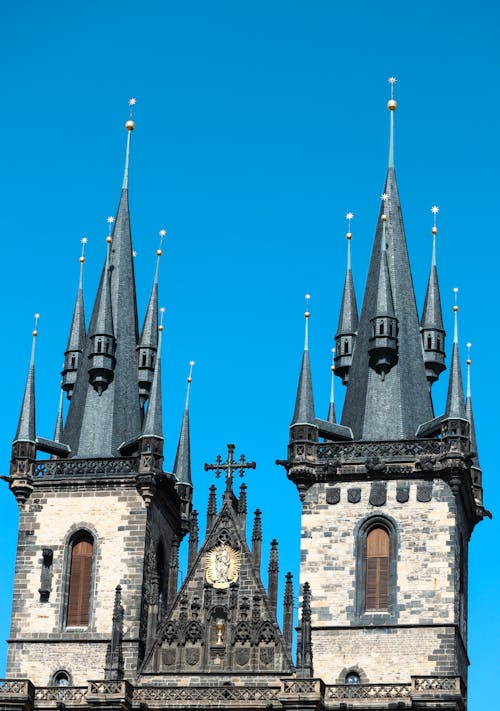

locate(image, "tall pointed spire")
(142, 309), (165, 439)
(387, 77), (396, 168)
(445, 289), (466, 419)
(291, 295), (315, 425)
(14, 314), (39, 444)
(421, 206), (446, 385)
(327, 348), (336, 423)
(62, 238), (87, 399)
(173, 360), (195, 486)
(465, 342), (480, 462)
(138, 230), (165, 409)
(334, 213), (359, 385)
(340, 79), (433, 440)
(122, 98), (136, 189)
(53, 385), (64, 443)
(63, 100), (142, 457)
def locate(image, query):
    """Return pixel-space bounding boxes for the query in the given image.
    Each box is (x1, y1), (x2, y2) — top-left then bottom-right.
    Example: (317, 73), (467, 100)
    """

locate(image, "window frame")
(60, 525), (98, 631)
(354, 514), (398, 624)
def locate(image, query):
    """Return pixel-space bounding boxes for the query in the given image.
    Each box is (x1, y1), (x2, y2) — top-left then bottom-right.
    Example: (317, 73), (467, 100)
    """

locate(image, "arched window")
(365, 526), (389, 610)
(66, 532), (94, 626)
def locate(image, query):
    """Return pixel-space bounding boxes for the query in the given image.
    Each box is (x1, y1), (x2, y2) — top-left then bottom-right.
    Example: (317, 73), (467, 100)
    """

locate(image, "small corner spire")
(387, 77), (397, 169)
(53, 383), (64, 444)
(291, 295), (315, 426)
(142, 308), (165, 439)
(62, 238), (87, 399)
(444, 289), (466, 419)
(122, 98), (136, 190)
(421, 206), (446, 386)
(138, 229), (167, 408)
(14, 313), (39, 443)
(465, 342), (481, 473)
(173, 360), (195, 486)
(334, 214), (358, 385)
(466, 341), (472, 400)
(327, 347), (336, 424)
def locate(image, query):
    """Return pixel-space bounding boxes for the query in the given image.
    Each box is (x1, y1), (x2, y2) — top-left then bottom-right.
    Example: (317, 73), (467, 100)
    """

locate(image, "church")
(0, 85), (487, 711)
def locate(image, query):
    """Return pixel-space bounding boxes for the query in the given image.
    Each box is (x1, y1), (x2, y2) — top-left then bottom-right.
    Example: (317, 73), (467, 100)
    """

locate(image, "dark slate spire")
(206, 485), (217, 531)
(267, 539), (279, 619)
(53, 386), (64, 444)
(173, 361), (195, 486)
(340, 83), (433, 440)
(63, 106), (142, 457)
(465, 344), (480, 470)
(138, 233), (164, 409)
(327, 349), (336, 423)
(444, 292), (466, 420)
(296, 581), (313, 678)
(14, 316), (39, 444)
(291, 296), (315, 425)
(61, 240), (87, 399)
(87, 234), (116, 395)
(251, 508), (262, 570)
(104, 585), (124, 680)
(142, 318), (164, 440)
(283, 572), (294, 659)
(334, 216), (359, 385)
(421, 207), (446, 385)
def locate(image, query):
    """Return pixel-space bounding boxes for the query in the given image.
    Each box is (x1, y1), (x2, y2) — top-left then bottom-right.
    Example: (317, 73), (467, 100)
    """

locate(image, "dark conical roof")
(445, 342), (466, 419)
(421, 247), (444, 331)
(340, 167), (433, 440)
(65, 284), (86, 353)
(336, 267), (358, 337)
(14, 335), (37, 443)
(173, 378), (192, 487)
(63, 181), (142, 456)
(291, 349), (315, 425)
(53, 388), (64, 443)
(139, 257), (160, 351)
(142, 330), (163, 439)
(374, 236), (395, 317)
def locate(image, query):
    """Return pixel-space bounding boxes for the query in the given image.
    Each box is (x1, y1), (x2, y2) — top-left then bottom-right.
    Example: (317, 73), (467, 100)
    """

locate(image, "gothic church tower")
(281, 82), (487, 709)
(6, 105), (192, 686)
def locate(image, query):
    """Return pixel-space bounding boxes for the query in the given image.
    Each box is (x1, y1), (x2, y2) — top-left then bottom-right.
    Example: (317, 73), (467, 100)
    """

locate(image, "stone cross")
(204, 443), (256, 495)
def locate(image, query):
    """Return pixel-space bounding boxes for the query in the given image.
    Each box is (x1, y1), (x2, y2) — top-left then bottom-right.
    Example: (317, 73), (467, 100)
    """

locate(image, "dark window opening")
(379, 322), (384, 335)
(427, 334), (432, 349)
(346, 672), (360, 685)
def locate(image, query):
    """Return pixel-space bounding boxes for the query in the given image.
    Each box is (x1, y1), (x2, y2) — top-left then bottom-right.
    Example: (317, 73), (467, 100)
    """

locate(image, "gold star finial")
(80, 237), (88, 264)
(304, 293), (311, 319)
(431, 205), (439, 234)
(331, 347), (335, 373)
(133, 250), (137, 258)
(126, 98), (137, 131)
(157, 228), (167, 256)
(466, 341), (472, 366)
(387, 77), (397, 110)
(453, 287), (459, 312)
(187, 360), (195, 383)
(159, 306), (166, 332)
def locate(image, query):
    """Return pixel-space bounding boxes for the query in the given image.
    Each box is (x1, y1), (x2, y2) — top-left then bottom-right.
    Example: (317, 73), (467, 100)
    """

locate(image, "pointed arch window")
(66, 532), (94, 627)
(365, 526), (389, 610)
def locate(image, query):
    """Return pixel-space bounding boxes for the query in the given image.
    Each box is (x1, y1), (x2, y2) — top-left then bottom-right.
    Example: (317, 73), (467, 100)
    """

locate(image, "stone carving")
(162, 648), (176, 666)
(369, 482), (386, 506)
(259, 647), (274, 665)
(347, 488), (361, 504)
(205, 544), (241, 589)
(396, 483), (410, 503)
(326, 487), (340, 505)
(416, 454), (437, 471)
(417, 483), (433, 502)
(366, 456), (386, 473)
(185, 647), (200, 666)
(235, 647), (251, 666)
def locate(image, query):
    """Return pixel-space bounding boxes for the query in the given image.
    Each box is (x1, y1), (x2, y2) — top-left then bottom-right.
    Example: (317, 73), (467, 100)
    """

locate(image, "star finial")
(381, 193), (388, 202)
(33, 312), (40, 337)
(157, 228), (167, 256)
(304, 293), (311, 318)
(388, 76), (397, 97)
(331, 347), (335, 373)
(187, 360), (195, 383)
(132, 250), (137, 258)
(466, 341), (472, 366)
(80, 237), (88, 264)
(346, 212), (354, 239)
(129, 97), (137, 115)
(431, 205), (439, 233)
(106, 216), (114, 244)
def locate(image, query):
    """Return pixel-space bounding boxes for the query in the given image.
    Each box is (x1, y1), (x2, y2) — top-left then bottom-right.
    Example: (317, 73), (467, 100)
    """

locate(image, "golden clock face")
(205, 544), (242, 589)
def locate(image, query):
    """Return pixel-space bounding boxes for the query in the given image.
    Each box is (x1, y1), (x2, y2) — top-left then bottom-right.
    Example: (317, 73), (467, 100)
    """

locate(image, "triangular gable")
(140, 497), (293, 676)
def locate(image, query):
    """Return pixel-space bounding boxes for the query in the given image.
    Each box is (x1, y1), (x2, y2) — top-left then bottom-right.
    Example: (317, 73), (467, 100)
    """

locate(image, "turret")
(61, 238), (87, 399)
(173, 361), (195, 534)
(87, 223), (116, 395)
(137, 231), (165, 409)
(289, 295), (318, 448)
(327, 347), (336, 423)
(334, 213), (358, 384)
(421, 206), (446, 385)
(368, 203), (398, 378)
(10, 315), (39, 507)
(441, 289), (469, 453)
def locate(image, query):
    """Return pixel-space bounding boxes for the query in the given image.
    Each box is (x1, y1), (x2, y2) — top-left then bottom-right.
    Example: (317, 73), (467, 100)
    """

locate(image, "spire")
(445, 289), (466, 419)
(327, 348), (336, 423)
(138, 230), (165, 408)
(340, 80), (433, 440)
(62, 238), (87, 399)
(87, 226), (116, 394)
(63, 101), (141, 457)
(421, 206), (446, 385)
(267, 539), (279, 619)
(251, 509), (262, 571)
(387, 77), (396, 168)
(291, 295), (315, 425)
(465, 343), (481, 470)
(173, 360), (195, 486)
(334, 214), (359, 385)
(142, 309), (165, 439)
(122, 98), (136, 189)
(283, 572), (294, 659)
(14, 314), (39, 444)
(53, 385), (64, 443)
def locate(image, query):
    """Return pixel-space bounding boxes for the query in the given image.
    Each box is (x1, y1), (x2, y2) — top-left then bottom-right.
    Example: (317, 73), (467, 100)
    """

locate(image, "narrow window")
(66, 534), (93, 626)
(97, 339), (102, 354)
(70, 354), (76, 368)
(389, 323), (393, 336)
(141, 351), (147, 367)
(379, 321), (384, 335)
(344, 339), (349, 354)
(427, 334), (432, 349)
(437, 336), (441, 350)
(365, 526), (389, 610)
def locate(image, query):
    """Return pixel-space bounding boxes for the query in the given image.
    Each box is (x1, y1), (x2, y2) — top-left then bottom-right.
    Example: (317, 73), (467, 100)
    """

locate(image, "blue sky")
(0, 1), (499, 707)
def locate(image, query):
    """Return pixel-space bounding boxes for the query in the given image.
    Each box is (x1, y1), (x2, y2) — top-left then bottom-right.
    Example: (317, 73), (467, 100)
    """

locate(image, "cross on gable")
(204, 443), (256, 496)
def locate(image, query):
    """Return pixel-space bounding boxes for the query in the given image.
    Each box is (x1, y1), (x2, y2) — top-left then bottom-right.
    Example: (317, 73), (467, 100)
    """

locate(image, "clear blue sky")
(1, 1), (499, 707)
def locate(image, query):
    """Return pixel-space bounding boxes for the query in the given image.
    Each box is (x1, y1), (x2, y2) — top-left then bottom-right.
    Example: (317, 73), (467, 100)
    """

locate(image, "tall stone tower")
(6, 104), (193, 686)
(281, 82), (488, 708)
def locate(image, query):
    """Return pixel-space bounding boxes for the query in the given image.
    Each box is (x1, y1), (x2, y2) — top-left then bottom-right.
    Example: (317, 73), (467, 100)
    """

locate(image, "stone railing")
(412, 675), (464, 694)
(327, 682), (411, 699)
(34, 687), (87, 703)
(34, 458), (139, 479)
(134, 686), (281, 703)
(317, 439), (442, 462)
